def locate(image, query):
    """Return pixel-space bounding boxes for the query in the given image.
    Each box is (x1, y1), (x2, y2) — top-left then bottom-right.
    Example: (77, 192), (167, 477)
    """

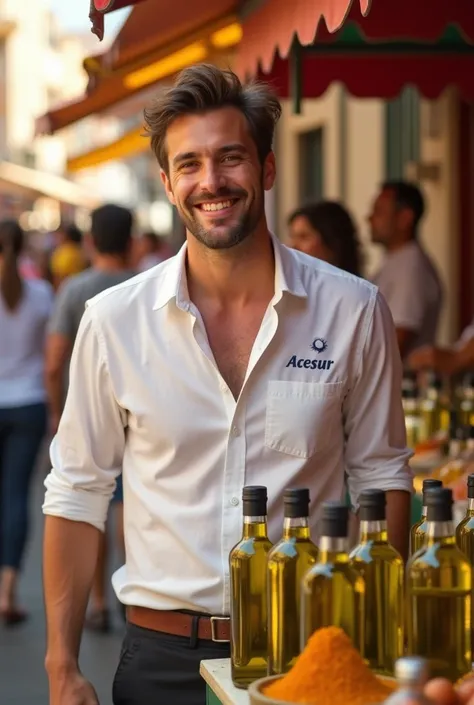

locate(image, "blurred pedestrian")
(46, 204), (135, 632)
(368, 181), (443, 359)
(49, 223), (87, 290)
(408, 317), (474, 377)
(135, 231), (171, 271)
(288, 201), (363, 276)
(0, 219), (52, 625)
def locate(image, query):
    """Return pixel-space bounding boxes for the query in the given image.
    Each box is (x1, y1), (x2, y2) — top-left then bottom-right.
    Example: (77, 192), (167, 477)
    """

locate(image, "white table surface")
(200, 659), (250, 705)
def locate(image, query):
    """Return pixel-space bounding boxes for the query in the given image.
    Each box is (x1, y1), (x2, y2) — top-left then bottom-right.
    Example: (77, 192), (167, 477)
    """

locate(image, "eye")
(222, 154), (241, 164)
(180, 161), (199, 171)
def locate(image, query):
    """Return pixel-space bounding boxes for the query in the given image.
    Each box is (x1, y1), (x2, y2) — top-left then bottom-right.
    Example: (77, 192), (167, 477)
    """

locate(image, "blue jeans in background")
(0, 403), (47, 569)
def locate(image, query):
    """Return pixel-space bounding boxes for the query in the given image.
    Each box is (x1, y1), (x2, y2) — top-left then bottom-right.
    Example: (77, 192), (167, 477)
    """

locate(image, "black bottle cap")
(242, 486), (267, 516)
(425, 487), (453, 522)
(358, 489), (386, 521)
(467, 474), (474, 500)
(462, 372), (474, 388)
(422, 478), (443, 501)
(284, 488), (310, 518)
(402, 370), (418, 397)
(469, 425), (474, 441)
(320, 501), (349, 538)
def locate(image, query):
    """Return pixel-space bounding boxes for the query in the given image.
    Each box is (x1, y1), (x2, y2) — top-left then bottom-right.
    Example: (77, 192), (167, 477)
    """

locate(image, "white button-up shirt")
(43, 236), (413, 615)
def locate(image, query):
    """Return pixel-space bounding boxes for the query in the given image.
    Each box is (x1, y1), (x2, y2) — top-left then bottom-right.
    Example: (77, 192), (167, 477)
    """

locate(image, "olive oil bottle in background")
(407, 487), (471, 680)
(459, 373), (474, 429)
(349, 490), (404, 675)
(410, 479), (443, 555)
(229, 486), (273, 688)
(402, 371), (422, 448)
(435, 413), (466, 486)
(419, 373), (450, 441)
(456, 473), (474, 560)
(267, 488), (319, 675)
(300, 502), (365, 653)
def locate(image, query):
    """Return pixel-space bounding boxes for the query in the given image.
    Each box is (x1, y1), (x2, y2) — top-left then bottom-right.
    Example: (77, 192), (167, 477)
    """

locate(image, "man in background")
(45, 203), (135, 632)
(369, 181), (443, 359)
(135, 230), (172, 271)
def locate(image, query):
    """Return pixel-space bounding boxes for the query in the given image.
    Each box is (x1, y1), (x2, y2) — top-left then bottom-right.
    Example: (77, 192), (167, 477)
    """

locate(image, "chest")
(201, 308), (268, 399)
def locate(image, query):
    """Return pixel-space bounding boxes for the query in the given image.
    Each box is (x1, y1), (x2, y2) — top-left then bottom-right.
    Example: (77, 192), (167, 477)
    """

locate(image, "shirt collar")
(152, 234), (307, 311)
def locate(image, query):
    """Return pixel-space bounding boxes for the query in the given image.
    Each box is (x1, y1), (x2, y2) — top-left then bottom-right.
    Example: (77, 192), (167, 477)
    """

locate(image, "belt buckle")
(210, 616), (230, 643)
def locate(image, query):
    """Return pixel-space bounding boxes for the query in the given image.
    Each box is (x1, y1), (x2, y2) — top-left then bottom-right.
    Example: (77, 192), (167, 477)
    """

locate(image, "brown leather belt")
(126, 606), (231, 643)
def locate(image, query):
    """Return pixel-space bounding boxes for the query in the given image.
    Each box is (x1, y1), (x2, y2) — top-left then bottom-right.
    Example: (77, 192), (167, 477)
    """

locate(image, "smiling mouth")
(195, 199), (239, 213)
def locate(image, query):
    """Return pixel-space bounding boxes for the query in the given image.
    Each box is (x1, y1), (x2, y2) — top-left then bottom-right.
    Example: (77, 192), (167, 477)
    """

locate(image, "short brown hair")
(144, 63), (281, 173)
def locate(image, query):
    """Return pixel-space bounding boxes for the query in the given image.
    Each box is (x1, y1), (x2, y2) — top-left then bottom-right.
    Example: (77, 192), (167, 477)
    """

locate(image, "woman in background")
(0, 220), (52, 625)
(288, 200), (363, 276)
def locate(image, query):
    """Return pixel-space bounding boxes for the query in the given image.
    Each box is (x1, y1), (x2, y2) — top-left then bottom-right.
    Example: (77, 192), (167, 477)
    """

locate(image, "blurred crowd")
(1, 179), (473, 628)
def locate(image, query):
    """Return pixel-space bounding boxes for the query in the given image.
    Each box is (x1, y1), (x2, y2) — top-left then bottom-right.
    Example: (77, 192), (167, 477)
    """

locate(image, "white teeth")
(201, 200), (233, 212)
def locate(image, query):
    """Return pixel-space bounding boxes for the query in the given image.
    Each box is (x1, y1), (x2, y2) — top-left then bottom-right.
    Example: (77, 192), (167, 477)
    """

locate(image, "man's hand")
(407, 345), (457, 376)
(48, 668), (99, 705)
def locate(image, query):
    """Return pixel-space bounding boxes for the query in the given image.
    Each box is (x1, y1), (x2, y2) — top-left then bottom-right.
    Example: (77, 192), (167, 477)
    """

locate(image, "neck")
(243, 515), (268, 539)
(319, 536), (348, 560)
(425, 519), (455, 544)
(283, 516), (310, 539)
(186, 224), (275, 306)
(359, 519), (388, 542)
(467, 499), (474, 516)
(93, 253), (129, 273)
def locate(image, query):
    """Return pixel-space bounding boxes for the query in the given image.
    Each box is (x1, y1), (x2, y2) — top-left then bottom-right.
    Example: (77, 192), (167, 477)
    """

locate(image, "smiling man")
(42, 65), (413, 705)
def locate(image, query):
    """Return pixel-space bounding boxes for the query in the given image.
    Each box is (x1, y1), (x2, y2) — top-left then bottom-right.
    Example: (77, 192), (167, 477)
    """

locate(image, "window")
(299, 128), (324, 203)
(385, 87), (420, 180)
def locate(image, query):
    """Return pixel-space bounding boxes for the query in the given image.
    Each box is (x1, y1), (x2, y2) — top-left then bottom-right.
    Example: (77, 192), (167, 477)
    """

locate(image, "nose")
(200, 161), (226, 194)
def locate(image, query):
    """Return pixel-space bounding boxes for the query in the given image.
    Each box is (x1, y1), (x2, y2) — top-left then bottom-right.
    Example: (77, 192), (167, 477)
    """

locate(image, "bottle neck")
(319, 536), (349, 560)
(243, 516), (268, 538)
(359, 519), (388, 542)
(467, 498), (474, 516)
(425, 520), (455, 544)
(282, 516), (310, 539)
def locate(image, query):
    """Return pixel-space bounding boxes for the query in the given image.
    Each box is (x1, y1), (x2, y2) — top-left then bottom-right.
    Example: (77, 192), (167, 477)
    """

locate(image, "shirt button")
(231, 426), (241, 437)
(230, 496), (239, 507)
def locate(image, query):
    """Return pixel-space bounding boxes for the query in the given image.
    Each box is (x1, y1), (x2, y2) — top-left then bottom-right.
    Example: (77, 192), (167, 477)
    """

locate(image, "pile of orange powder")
(263, 627), (396, 705)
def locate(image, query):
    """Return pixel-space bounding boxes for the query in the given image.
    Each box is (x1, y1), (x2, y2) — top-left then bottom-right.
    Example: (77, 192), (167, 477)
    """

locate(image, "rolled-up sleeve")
(343, 291), (413, 506)
(43, 305), (126, 531)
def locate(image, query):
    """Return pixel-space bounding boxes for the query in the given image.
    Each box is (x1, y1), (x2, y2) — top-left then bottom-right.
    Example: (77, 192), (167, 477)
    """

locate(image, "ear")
(399, 207), (414, 231)
(263, 151), (276, 192)
(160, 169), (176, 206)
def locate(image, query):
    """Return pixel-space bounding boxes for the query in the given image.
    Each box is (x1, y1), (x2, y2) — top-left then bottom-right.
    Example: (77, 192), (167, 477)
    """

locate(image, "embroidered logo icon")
(311, 338), (328, 354)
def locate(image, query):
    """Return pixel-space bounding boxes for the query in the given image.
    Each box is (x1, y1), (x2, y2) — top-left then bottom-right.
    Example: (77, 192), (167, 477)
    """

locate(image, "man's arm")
(408, 337), (474, 377)
(43, 306), (126, 678)
(344, 291), (413, 561)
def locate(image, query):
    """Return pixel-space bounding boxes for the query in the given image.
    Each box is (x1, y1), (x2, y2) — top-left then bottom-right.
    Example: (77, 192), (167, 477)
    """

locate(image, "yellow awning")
(67, 126), (149, 172)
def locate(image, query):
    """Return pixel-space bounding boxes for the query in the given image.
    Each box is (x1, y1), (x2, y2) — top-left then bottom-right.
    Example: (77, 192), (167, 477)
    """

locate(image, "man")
(135, 230), (172, 271)
(369, 181), (443, 359)
(45, 204), (135, 634)
(408, 317), (474, 376)
(43, 65), (412, 705)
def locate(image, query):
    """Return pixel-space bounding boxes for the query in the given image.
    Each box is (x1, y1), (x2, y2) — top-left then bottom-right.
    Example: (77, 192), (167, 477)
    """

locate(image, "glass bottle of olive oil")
(402, 372), (422, 449)
(407, 487), (472, 680)
(267, 488), (319, 675)
(410, 479), (443, 555)
(456, 473), (474, 560)
(459, 373), (474, 430)
(229, 486), (273, 688)
(419, 373), (450, 441)
(300, 501), (365, 653)
(349, 490), (404, 675)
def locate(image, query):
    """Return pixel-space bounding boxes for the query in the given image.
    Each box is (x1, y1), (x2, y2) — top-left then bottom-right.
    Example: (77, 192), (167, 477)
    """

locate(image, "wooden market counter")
(200, 659), (250, 705)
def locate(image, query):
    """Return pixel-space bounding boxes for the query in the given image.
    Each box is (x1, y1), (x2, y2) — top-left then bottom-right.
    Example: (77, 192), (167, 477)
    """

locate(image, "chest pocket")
(264, 380), (345, 459)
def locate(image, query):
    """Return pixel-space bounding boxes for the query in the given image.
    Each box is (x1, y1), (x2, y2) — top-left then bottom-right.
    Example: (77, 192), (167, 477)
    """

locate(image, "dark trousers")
(0, 403), (47, 569)
(112, 622), (231, 705)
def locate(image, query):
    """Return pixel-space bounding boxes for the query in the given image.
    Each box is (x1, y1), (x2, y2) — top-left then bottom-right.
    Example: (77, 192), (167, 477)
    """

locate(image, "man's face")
(368, 189), (398, 246)
(161, 106), (275, 250)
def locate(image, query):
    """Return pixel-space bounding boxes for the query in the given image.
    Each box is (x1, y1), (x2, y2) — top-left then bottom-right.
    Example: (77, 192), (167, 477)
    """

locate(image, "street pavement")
(0, 441), (123, 704)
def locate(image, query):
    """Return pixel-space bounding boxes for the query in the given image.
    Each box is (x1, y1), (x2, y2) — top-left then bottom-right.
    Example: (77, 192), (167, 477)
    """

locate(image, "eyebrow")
(172, 144), (248, 167)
